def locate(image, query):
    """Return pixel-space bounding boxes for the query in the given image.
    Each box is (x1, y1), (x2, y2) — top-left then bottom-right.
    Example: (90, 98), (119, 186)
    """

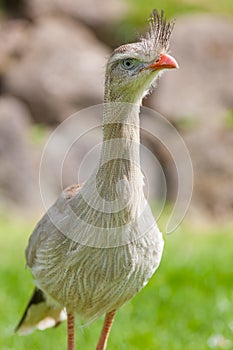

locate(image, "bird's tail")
(15, 288), (66, 335)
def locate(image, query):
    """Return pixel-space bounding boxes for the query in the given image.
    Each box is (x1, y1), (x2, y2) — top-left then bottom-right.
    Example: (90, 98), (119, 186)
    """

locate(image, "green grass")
(0, 215), (232, 350)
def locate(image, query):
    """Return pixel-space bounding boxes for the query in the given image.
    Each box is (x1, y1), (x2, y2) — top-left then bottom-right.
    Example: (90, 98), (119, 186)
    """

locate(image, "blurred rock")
(38, 108), (103, 208)
(185, 128), (233, 222)
(0, 96), (39, 210)
(1, 11), (233, 223)
(151, 14), (233, 128)
(4, 16), (110, 124)
(149, 14), (233, 222)
(0, 19), (30, 75)
(25, 0), (127, 27)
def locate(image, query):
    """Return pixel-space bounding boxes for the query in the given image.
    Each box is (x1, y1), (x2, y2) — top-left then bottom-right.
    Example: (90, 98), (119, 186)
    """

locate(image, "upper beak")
(148, 53), (179, 70)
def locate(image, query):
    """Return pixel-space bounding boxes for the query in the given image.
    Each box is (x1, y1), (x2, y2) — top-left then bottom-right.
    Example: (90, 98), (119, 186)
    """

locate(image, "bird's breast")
(32, 224), (163, 321)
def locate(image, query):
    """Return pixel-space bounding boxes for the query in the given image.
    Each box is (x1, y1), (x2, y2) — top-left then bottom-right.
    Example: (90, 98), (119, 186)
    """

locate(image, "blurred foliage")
(174, 115), (199, 131)
(126, 0), (233, 23)
(0, 0), (26, 18)
(116, 0), (233, 42)
(224, 110), (233, 129)
(29, 124), (50, 146)
(0, 215), (232, 349)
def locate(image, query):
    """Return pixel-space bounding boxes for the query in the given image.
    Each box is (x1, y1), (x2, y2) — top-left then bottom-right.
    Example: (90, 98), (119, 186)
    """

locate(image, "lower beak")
(149, 53), (179, 70)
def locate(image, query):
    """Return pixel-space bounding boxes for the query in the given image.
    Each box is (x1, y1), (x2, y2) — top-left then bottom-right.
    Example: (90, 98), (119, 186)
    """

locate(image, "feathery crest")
(141, 9), (175, 54)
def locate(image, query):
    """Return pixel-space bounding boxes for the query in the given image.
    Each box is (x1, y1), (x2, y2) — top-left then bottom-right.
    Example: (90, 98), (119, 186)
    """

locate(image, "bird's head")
(104, 9), (178, 104)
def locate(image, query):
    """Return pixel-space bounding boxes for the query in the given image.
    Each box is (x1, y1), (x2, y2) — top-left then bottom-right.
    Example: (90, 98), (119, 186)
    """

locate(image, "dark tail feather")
(15, 288), (66, 335)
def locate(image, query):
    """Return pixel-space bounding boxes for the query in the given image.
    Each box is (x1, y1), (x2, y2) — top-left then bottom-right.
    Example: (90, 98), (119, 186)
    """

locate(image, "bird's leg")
(67, 313), (75, 350)
(96, 310), (116, 350)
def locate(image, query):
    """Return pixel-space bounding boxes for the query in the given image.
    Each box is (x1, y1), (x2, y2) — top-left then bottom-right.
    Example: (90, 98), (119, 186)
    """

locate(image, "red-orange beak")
(148, 53), (179, 70)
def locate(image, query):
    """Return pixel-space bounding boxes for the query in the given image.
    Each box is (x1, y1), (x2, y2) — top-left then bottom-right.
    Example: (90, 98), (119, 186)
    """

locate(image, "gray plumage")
(16, 9), (178, 349)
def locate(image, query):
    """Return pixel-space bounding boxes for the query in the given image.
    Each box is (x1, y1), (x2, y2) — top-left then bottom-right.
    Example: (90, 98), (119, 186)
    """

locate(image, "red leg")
(96, 310), (116, 350)
(67, 313), (75, 350)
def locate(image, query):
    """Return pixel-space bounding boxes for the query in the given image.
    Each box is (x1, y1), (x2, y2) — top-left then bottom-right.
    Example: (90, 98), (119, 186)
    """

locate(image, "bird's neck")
(85, 101), (144, 224)
(102, 101), (140, 157)
(65, 101), (149, 246)
(98, 102), (143, 192)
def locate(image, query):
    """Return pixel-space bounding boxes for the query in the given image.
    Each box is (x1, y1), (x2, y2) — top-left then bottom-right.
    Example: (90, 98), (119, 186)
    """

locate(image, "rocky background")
(0, 0), (232, 225)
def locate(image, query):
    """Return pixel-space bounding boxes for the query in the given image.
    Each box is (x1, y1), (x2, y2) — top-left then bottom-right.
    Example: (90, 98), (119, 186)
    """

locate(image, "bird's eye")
(120, 58), (137, 70)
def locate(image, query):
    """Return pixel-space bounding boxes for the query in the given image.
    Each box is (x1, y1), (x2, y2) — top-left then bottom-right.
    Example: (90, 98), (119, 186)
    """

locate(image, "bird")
(16, 9), (178, 350)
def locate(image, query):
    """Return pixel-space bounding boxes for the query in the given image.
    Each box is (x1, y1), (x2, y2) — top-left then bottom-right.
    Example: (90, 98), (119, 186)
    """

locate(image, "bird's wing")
(16, 184), (83, 335)
(25, 183), (83, 268)
(62, 183), (82, 200)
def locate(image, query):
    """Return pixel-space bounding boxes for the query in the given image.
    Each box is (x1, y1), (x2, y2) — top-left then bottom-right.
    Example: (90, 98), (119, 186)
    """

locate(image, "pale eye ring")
(121, 58), (137, 70)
